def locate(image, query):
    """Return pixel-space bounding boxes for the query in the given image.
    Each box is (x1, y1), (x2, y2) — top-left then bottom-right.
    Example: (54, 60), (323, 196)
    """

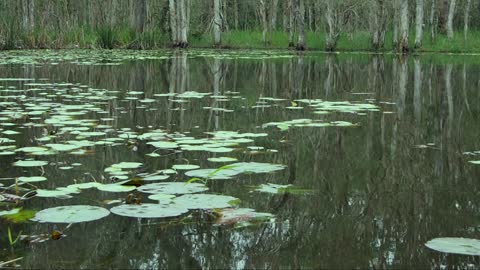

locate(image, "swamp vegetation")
(0, 50), (479, 268)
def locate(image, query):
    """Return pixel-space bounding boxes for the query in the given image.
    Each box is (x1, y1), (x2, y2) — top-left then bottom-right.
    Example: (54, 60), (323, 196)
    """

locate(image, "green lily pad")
(97, 184), (136, 193)
(110, 203), (189, 218)
(137, 182), (208, 194)
(18, 176), (47, 183)
(425, 237), (480, 256)
(46, 143), (82, 152)
(172, 164), (200, 170)
(185, 162), (285, 180)
(13, 160), (49, 167)
(147, 141), (179, 149)
(111, 162), (143, 169)
(147, 193), (176, 203)
(142, 175), (170, 181)
(207, 157), (238, 163)
(32, 205), (110, 223)
(174, 194), (239, 209)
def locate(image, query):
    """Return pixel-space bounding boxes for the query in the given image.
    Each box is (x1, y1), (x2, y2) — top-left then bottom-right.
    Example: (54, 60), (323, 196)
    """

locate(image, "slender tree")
(213, 0), (222, 46)
(446, 0), (456, 39)
(464, 0), (471, 41)
(414, 0), (424, 49)
(397, 0), (409, 53)
(296, 0), (306, 50)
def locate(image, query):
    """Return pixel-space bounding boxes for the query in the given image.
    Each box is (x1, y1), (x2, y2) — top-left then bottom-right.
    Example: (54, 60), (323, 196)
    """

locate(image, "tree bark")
(464, 0), (471, 41)
(325, 1), (338, 51)
(397, 0), (409, 53)
(169, 0), (178, 45)
(233, 0), (239, 29)
(429, 0), (436, 40)
(446, 0), (456, 39)
(296, 0), (305, 50)
(287, 0), (295, 48)
(133, 0), (146, 33)
(414, 0), (424, 49)
(179, 0), (188, 47)
(214, 0), (222, 46)
(271, 0), (279, 31)
(259, 0), (268, 45)
(370, 0), (386, 50)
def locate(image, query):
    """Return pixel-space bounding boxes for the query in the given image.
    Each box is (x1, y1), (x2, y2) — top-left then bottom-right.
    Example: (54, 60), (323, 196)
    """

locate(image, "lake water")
(0, 50), (479, 268)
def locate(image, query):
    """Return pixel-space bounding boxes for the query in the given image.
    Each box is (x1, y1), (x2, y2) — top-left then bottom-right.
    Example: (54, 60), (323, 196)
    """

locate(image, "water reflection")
(1, 51), (480, 268)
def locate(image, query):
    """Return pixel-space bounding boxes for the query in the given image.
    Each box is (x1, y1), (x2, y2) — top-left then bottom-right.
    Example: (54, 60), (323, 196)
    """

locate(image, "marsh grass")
(2, 26), (480, 53)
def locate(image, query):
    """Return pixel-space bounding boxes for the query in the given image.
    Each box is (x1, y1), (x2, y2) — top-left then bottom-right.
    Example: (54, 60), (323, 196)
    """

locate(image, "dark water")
(1, 50), (480, 269)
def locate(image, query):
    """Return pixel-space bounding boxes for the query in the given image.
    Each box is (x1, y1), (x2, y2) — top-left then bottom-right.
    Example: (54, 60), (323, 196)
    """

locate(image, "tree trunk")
(179, 0), (188, 47)
(259, 0), (268, 45)
(429, 0), (436, 40)
(287, 0), (295, 48)
(397, 0), (409, 53)
(414, 0), (424, 49)
(169, 0), (177, 45)
(271, 0), (279, 31)
(370, 0), (386, 50)
(133, 0), (146, 33)
(325, 1), (337, 51)
(22, 0), (34, 32)
(233, 0), (239, 29)
(464, 0), (471, 41)
(446, 0), (456, 39)
(296, 0), (305, 50)
(393, 0), (399, 48)
(214, 0), (222, 46)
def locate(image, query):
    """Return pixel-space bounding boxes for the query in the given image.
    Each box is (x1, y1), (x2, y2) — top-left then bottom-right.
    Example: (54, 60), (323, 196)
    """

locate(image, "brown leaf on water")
(51, 230), (64, 240)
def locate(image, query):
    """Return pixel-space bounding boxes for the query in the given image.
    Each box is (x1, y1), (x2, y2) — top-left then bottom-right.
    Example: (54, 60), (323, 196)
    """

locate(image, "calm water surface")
(0, 50), (480, 269)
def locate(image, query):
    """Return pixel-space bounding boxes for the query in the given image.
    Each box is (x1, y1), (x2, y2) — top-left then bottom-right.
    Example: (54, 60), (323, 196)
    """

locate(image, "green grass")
(3, 26), (480, 53)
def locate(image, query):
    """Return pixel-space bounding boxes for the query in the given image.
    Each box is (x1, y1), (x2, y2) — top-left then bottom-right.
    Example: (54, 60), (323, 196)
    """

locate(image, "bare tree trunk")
(446, 0), (456, 39)
(259, 0), (268, 45)
(370, 0), (386, 50)
(133, 0), (146, 33)
(414, 0), (424, 49)
(464, 0), (471, 41)
(271, 0), (279, 31)
(169, 0), (177, 45)
(325, 1), (338, 51)
(296, 0), (305, 50)
(287, 0), (295, 48)
(179, 0), (188, 47)
(393, 0), (399, 48)
(397, 0), (409, 53)
(22, 0), (34, 32)
(429, 0), (436, 40)
(214, 0), (222, 46)
(233, 0), (239, 29)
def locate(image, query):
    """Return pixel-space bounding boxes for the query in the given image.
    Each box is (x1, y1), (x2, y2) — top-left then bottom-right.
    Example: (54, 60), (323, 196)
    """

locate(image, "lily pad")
(174, 194), (239, 209)
(207, 157), (238, 163)
(32, 205), (110, 223)
(425, 237), (480, 256)
(142, 175), (170, 181)
(147, 193), (176, 203)
(172, 164), (200, 170)
(97, 184), (136, 193)
(111, 162), (143, 169)
(13, 160), (49, 167)
(18, 176), (47, 183)
(137, 182), (208, 194)
(110, 203), (189, 218)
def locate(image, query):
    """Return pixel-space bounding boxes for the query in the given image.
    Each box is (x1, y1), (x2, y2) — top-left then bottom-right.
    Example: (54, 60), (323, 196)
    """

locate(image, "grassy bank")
(2, 27), (480, 53)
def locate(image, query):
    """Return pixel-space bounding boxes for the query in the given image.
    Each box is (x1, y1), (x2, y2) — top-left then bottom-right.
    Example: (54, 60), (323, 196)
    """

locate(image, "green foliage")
(7, 227), (22, 246)
(3, 209), (36, 223)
